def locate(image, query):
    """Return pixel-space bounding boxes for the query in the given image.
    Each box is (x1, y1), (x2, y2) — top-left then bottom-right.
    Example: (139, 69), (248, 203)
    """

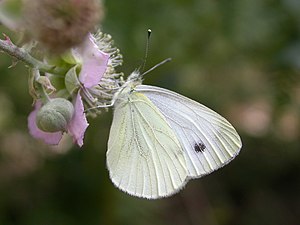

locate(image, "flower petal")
(28, 101), (63, 145)
(68, 92), (89, 147)
(78, 34), (109, 88)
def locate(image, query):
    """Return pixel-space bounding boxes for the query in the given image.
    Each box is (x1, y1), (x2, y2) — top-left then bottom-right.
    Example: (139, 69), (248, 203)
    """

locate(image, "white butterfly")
(106, 69), (242, 199)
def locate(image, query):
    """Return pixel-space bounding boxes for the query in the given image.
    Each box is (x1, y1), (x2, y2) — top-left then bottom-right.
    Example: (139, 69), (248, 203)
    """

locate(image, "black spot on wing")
(194, 143), (206, 153)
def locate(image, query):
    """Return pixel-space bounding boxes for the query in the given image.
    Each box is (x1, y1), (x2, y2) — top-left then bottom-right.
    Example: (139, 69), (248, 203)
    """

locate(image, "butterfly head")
(127, 70), (143, 84)
(110, 58), (171, 107)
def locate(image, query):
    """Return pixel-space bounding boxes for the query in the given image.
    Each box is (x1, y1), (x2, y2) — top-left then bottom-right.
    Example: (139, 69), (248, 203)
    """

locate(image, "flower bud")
(36, 98), (74, 132)
(23, 0), (104, 53)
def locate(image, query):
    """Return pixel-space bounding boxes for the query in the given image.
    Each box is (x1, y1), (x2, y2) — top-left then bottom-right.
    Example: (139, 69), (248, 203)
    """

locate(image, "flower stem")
(0, 38), (66, 75)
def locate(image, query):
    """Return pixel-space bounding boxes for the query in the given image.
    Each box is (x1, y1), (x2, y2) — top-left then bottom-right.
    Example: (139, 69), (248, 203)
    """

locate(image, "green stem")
(0, 39), (66, 75)
(30, 68), (51, 103)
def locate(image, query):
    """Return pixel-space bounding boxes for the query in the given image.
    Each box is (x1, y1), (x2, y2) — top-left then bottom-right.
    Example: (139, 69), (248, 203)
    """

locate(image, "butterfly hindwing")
(107, 90), (188, 199)
(136, 85), (242, 178)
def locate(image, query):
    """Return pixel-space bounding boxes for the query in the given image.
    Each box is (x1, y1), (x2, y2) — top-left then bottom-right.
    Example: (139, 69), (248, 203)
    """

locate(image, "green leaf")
(65, 66), (80, 95)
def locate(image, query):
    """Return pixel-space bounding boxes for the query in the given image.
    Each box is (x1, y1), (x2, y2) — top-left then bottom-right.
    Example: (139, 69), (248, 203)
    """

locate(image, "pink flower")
(67, 92), (89, 147)
(77, 34), (109, 88)
(28, 34), (109, 147)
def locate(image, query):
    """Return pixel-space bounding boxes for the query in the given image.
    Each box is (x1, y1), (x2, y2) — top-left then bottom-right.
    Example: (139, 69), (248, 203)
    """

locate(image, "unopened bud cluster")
(23, 0), (103, 53)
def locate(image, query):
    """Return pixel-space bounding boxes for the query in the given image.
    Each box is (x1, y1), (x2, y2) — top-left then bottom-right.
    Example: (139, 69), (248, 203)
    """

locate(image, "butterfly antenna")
(141, 29), (152, 72)
(141, 58), (172, 77)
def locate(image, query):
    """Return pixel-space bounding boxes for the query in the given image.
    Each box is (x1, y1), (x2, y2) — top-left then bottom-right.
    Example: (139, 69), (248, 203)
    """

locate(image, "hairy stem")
(0, 39), (66, 75)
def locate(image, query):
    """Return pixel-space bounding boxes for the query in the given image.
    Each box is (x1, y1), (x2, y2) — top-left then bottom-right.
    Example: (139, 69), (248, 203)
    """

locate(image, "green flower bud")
(36, 98), (74, 132)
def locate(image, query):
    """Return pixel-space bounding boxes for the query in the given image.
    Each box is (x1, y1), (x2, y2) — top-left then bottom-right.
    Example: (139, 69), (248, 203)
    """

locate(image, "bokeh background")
(1, 0), (300, 224)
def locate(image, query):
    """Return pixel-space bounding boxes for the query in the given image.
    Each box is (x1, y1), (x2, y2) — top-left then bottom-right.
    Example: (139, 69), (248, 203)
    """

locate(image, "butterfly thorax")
(111, 71), (142, 105)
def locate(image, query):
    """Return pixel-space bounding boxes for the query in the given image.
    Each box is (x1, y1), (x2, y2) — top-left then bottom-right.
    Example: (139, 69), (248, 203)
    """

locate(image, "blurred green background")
(1, 0), (300, 224)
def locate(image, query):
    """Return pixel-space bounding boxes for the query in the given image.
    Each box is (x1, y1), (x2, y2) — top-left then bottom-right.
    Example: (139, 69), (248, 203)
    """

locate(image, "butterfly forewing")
(107, 90), (188, 199)
(136, 85), (242, 178)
